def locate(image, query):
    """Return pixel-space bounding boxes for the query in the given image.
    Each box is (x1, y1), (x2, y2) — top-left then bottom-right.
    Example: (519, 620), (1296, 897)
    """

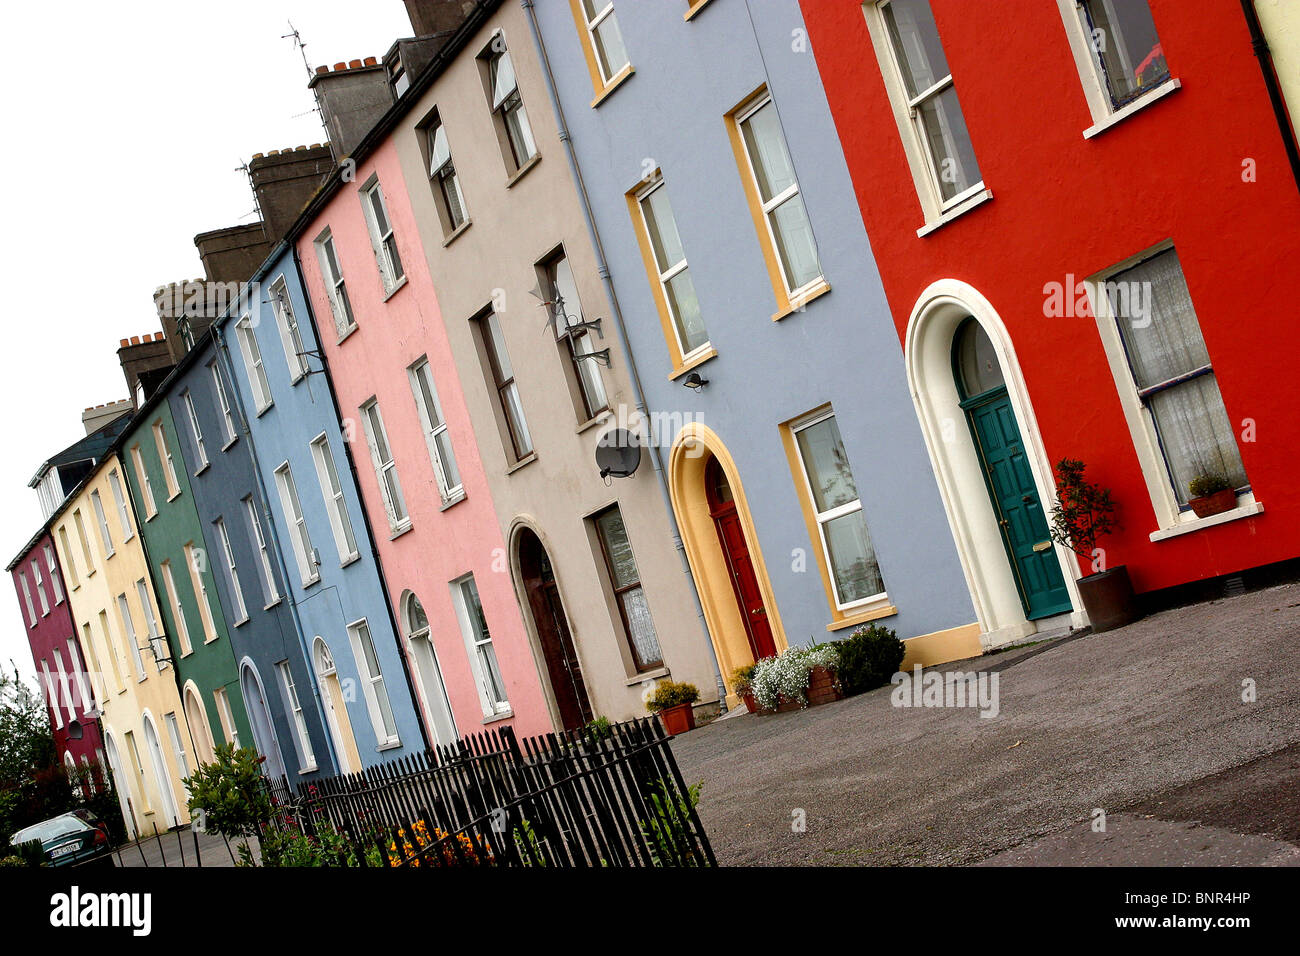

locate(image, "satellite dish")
(596, 428), (643, 479)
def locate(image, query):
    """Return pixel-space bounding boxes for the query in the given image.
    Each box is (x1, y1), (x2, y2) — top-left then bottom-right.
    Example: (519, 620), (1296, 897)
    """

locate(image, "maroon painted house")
(8, 530), (105, 795)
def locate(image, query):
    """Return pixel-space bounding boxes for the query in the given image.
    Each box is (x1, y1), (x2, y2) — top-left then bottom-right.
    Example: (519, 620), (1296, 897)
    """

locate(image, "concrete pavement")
(670, 584), (1300, 866)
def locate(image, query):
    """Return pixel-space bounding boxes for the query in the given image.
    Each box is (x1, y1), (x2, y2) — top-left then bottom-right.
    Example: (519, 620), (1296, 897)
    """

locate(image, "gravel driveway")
(671, 584), (1300, 866)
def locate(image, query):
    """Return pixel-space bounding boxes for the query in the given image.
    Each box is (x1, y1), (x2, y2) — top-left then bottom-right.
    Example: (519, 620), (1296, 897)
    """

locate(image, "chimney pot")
(348, 58), (363, 69)
(315, 65), (329, 74)
(363, 56), (377, 66)
(119, 338), (130, 348)
(129, 335), (141, 345)
(334, 61), (346, 71)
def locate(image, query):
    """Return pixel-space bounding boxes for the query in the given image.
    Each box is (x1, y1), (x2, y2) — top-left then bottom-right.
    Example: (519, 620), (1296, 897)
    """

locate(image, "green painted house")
(119, 399), (253, 762)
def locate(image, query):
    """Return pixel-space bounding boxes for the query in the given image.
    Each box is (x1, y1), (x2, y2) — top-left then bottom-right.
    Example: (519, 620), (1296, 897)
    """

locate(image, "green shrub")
(1188, 472), (1232, 498)
(731, 664), (757, 693)
(183, 744), (272, 855)
(646, 681), (699, 713)
(834, 624), (906, 696)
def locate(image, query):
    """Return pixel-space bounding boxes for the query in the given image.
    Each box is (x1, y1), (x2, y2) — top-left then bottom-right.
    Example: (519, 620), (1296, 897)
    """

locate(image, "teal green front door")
(962, 387), (1072, 620)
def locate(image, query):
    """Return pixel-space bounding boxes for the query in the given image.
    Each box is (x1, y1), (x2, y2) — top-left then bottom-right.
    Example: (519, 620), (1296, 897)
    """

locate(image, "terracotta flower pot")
(1188, 488), (1237, 519)
(657, 702), (696, 735)
(1077, 564), (1143, 633)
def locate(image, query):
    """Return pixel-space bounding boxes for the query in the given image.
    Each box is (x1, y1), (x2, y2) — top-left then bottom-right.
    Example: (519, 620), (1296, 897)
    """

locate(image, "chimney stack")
(310, 58), (393, 163)
(402, 0), (477, 38)
(248, 144), (335, 240)
(117, 330), (173, 408)
(82, 400), (134, 437)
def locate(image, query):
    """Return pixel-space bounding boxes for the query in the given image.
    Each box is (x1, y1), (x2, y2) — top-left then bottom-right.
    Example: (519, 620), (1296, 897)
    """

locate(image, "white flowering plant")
(749, 644), (840, 711)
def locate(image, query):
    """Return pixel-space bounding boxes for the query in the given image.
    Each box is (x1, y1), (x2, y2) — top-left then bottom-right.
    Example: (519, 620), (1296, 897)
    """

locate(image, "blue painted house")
(527, 0), (986, 704)
(210, 242), (427, 770)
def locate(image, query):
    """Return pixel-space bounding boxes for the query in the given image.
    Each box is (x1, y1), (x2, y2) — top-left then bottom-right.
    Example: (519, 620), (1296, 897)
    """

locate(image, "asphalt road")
(671, 583), (1300, 866)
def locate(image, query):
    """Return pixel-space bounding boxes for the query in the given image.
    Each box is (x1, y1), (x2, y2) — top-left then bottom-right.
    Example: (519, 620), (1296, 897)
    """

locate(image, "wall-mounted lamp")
(682, 372), (709, 390)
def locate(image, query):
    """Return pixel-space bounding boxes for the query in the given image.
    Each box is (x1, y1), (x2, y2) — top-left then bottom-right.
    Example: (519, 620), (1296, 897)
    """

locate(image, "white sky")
(0, 1), (414, 680)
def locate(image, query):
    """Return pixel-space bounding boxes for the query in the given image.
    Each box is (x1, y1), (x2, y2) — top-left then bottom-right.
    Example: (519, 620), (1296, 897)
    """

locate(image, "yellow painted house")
(1256, 0), (1300, 130)
(52, 451), (194, 837)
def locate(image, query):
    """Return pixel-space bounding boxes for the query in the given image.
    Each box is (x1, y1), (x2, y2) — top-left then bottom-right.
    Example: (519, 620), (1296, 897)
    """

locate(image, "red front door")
(707, 459), (777, 661)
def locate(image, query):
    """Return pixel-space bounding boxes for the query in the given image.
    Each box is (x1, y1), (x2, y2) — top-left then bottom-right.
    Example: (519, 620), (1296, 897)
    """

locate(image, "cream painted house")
(52, 451), (194, 837)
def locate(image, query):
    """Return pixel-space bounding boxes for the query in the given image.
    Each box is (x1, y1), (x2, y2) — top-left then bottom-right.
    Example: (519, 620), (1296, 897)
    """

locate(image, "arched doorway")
(953, 318), (1071, 620)
(516, 526), (591, 731)
(102, 730), (137, 839)
(905, 280), (1083, 646)
(668, 423), (786, 705)
(183, 682), (216, 765)
(403, 592), (458, 747)
(313, 637), (363, 773)
(239, 661), (287, 780)
(141, 712), (182, 828)
(706, 458), (777, 661)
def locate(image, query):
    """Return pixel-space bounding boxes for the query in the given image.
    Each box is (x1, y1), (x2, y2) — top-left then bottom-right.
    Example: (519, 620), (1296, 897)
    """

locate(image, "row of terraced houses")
(10, 0), (1300, 838)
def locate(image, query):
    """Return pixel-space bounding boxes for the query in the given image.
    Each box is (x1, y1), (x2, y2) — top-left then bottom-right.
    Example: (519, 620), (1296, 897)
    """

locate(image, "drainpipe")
(213, 320), (343, 777)
(1241, 0), (1300, 196)
(520, 0), (727, 713)
(290, 244), (432, 753)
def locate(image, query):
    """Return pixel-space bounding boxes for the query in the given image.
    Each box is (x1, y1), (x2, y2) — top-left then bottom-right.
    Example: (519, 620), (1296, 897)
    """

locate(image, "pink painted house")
(294, 128), (552, 743)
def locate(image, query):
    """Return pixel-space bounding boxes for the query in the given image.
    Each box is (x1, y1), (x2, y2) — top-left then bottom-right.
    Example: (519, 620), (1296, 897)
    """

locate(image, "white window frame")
(67, 639), (92, 716)
(214, 687), (240, 749)
(90, 490), (114, 559)
(155, 420), (182, 496)
(164, 712), (190, 785)
(180, 391), (209, 473)
(407, 359), (464, 504)
(635, 176), (711, 364)
(577, 0), (630, 85)
(40, 659), (62, 728)
(58, 526), (80, 589)
(45, 546), (64, 604)
(1085, 243), (1258, 538)
(864, 0), (989, 226)
(30, 560), (51, 616)
(359, 400), (410, 532)
(81, 622), (105, 704)
(1054, 0), (1180, 134)
(790, 409), (888, 612)
(18, 571), (36, 626)
(50, 649), (74, 725)
(135, 578), (166, 671)
(487, 44), (538, 171)
(184, 542), (219, 643)
(269, 277), (310, 383)
(243, 496), (281, 606)
(360, 177), (405, 294)
(315, 231), (356, 339)
(116, 593), (146, 682)
(274, 463), (319, 587)
(208, 360), (239, 445)
(275, 661), (317, 773)
(235, 317), (273, 414)
(427, 114), (469, 232)
(309, 434), (360, 563)
(108, 469), (133, 542)
(131, 445), (157, 518)
(348, 618), (401, 748)
(161, 560), (193, 656)
(73, 510), (96, 575)
(214, 517), (248, 624)
(734, 92), (826, 302)
(451, 575), (511, 717)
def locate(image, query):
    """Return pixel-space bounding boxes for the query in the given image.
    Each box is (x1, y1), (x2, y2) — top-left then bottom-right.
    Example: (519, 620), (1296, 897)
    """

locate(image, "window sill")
(1083, 79), (1181, 140)
(669, 347), (718, 381)
(180, 648), (193, 659)
(772, 280), (831, 321)
(505, 453), (538, 476)
(916, 188), (994, 238)
(442, 219), (472, 248)
(302, 574), (321, 590)
(86, 570), (97, 579)
(263, 598), (283, 611)
(204, 635), (220, 644)
(439, 492), (467, 512)
(826, 603), (899, 633)
(382, 276), (409, 303)
(194, 463), (210, 477)
(590, 64), (634, 109)
(389, 523), (414, 541)
(576, 411), (612, 435)
(145, 511), (158, 523)
(482, 710), (514, 725)
(1149, 499), (1263, 542)
(221, 437), (239, 452)
(255, 403), (273, 419)
(505, 154), (542, 189)
(684, 0), (714, 20)
(336, 325), (359, 346)
(232, 616), (250, 628)
(298, 766), (319, 776)
(340, 553), (361, 569)
(167, 491), (182, 503)
(626, 666), (669, 686)
(290, 373), (307, 387)
(377, 740), (403, 752)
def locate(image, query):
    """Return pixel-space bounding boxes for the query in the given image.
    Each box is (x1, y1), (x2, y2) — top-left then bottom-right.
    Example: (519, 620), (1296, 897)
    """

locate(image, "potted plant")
(647, 680), (700, 735)
(750, 644), (841, 713)
(1049, 458), (1142, 633)
(732, 664), (759, 713)
(1187, 472), (1237, 518)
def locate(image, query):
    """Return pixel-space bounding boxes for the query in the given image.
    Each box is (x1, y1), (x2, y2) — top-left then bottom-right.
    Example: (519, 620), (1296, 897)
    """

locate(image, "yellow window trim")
(779, 410), (891, 627)
(685, 0), (715, 22)
(772, 279), (832, 322)
(668, 347), (718, 381)
(725, 86), (796, 316)
(569, 0), (634, 103)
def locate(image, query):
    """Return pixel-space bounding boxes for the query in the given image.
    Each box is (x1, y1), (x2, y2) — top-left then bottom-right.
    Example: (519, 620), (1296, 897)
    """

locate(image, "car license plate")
(51, 843), (79, 858)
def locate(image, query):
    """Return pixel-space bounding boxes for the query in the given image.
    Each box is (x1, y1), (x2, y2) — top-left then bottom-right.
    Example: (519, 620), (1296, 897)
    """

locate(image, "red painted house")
(8, 531), (106, 794)
(801, 0), (1300, 643)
